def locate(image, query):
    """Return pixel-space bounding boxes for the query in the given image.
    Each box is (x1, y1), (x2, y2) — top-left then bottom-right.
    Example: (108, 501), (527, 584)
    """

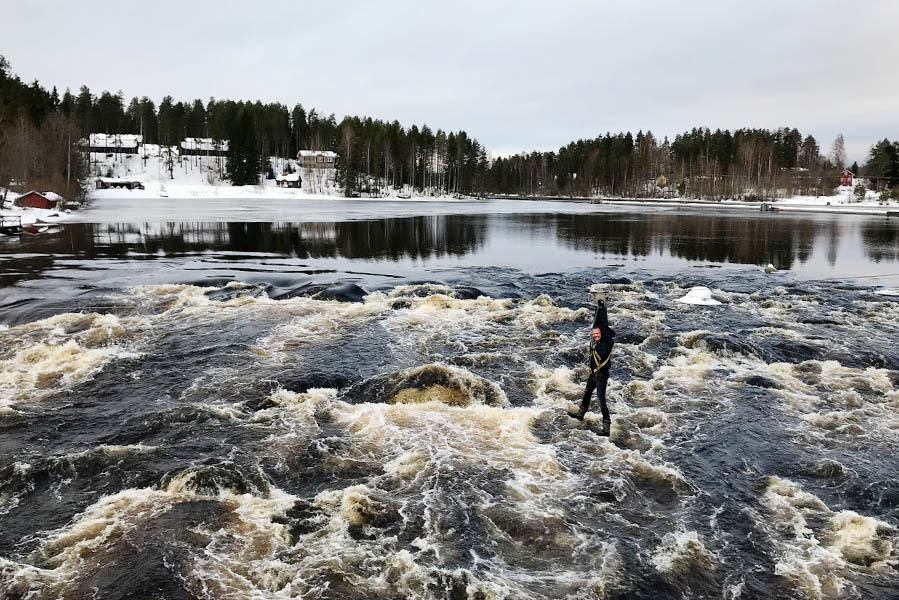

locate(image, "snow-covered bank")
(89, 179), (471, 202)
(0, 204), (69, 227)
(86, 151), (475, 203)
(598, 193), (897, 216)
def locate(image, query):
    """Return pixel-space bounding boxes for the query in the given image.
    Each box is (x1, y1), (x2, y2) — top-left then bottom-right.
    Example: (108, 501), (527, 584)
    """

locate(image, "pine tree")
(226, 109), (261, 186)
(60, 88), (74, 117)
(75, 85), (93, 135)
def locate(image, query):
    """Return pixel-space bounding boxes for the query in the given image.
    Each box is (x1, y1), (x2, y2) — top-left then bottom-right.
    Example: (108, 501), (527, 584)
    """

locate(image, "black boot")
(599, 419), (611, 436)
(568, 405), (587, 420)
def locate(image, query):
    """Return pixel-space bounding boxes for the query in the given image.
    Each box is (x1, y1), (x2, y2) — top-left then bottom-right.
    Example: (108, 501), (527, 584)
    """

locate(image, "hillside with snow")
(86, 148), (341, 200)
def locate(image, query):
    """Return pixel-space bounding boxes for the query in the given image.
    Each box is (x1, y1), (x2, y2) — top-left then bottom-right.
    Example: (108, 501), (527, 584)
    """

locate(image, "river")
(1, 199), (898, 599)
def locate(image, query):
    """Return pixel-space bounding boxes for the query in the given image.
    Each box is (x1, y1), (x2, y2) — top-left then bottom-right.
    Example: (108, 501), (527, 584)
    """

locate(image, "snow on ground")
(0, 204), (67, 227)
(774, 183), (895, 207)
(0, 190), (69, 227)
(86, 152), (469, 202)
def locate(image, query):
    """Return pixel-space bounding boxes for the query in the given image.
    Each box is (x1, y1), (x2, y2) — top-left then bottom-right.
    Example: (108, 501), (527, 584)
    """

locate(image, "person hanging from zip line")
(568, 295), (615, 436)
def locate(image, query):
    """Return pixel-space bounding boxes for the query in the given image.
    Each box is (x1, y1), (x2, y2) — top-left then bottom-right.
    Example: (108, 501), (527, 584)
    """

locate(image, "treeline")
(22, 70), (488, 194)
(0, 57), (85, 204)
(0, 58), (488, 195)
(336, 117), (488, 197)
(486, 128), (896, 201)
(4, 54), (898, 202)
(864, 138), (899, 190)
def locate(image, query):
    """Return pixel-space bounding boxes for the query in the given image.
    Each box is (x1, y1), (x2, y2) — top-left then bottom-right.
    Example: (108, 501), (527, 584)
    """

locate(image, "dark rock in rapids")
(270, 282), (368, 302)
(158, 464), (269, 496)
(681, 331), (763, 359)
(453, 286), (488, 300)
(203, 282), (269, 301)
(390, 299), (413, 310)
(742, 374), (783, 389)
(341, 363), (508, 408)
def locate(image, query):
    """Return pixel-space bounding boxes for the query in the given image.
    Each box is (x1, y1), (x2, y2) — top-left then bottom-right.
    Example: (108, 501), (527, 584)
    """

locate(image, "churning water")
(1, 204), (898, 599)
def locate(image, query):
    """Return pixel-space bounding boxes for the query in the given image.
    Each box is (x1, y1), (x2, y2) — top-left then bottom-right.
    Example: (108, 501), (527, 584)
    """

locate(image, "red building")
(840, 170), (854, 186)
(13, 191), (58, 210)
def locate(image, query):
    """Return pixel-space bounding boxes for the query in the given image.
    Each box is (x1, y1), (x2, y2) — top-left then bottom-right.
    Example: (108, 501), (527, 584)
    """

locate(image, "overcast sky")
(2, 0), (897, 162)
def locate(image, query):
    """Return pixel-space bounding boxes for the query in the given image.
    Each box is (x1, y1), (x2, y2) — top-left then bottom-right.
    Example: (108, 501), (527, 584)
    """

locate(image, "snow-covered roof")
(41, 191), (64, 201)
(276, 172), (301, 182)
(97, 177), (143, 184)
(298, 150), (337, 158)
(141, 144), (180, 157)
(17, 190), (49, 200)
(89, 133), (143, 148)
(180, 138), (229, 151)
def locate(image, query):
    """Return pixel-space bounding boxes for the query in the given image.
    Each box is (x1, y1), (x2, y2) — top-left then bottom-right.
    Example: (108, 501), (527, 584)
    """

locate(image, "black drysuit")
(580, 327), (615, 421)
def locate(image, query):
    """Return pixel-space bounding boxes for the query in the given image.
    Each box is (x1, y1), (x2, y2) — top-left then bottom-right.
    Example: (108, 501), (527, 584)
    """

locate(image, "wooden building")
(85, 134), (143, 155)
(180, 138), (229, 157)
(96, 177), (145, 190)
(275, 172), (302, 188)
(297, 150), (337, 169)
(14, 191), (58, 209)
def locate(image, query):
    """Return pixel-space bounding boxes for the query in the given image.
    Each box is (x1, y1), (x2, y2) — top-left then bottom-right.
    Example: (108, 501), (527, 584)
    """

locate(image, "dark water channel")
(1, 209), (898, 599)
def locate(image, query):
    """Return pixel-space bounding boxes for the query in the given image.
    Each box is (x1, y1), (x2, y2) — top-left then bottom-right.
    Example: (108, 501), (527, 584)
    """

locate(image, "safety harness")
(591, 343), (612, 374)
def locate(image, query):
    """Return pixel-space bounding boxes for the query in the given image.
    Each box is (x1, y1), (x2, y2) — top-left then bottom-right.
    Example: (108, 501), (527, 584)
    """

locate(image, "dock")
(0, 216), (23, 235)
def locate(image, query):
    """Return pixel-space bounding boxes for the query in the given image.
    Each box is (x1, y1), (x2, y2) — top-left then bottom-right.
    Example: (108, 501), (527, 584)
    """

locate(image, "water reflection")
(1, 212), (898, 286)
(526, 213), (825, 267)
(861, 219), (899, 263)
(14, 217), (488, 261)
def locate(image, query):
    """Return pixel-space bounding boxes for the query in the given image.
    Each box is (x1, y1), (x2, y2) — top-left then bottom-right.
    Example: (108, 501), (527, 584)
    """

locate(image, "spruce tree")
(227, 109), (261, 186)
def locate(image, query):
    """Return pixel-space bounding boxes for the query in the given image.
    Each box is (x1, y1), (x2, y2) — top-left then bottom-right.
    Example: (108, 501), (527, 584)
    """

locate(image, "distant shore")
(492, 194), (899, 217)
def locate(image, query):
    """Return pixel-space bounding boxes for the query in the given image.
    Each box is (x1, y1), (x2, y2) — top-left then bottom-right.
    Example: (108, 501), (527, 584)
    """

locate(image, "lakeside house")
(82, 134), (229, 159)
(95, 177), (145, 190)
(298, 150), (337, 170)
(297, 150), (337, 193)
(84, 134), (143, 155)
(14, 191), (60, 209)
(276, 172), (302, 188)
(180, 138), (229, 157)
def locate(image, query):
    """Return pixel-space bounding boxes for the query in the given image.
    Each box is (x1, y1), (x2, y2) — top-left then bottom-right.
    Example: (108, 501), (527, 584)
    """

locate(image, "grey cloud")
(2, 0), (896, 162)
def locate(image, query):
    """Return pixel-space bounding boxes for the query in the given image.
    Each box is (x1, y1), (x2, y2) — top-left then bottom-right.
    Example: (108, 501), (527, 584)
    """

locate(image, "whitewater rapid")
(1, 274), (897, 599)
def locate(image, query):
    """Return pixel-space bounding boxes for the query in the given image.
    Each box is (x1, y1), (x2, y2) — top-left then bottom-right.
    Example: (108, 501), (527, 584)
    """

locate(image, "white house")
(297, 150), (337, 193)
(275, 172), (302, 188)
(87, 133), (143, 154)
(180, 138), (229, 157)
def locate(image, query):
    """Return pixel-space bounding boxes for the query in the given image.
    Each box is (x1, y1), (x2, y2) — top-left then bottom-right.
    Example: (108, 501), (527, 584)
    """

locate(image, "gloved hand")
(589, 286), (607, 304)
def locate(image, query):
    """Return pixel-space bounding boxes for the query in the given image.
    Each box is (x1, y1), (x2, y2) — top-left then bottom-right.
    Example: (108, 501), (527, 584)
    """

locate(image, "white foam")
(676, 286), (722, 306)
(651, 530), (717, 575)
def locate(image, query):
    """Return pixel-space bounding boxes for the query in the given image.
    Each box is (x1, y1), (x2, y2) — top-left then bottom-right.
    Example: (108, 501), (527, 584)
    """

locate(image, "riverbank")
(0, 204), (69, 227)
(492, 192), (898, 216)
(594, 197), (898, 216)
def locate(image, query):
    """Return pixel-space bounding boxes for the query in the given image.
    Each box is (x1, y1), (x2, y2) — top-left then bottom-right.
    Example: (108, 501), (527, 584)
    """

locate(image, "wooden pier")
(0, 216), (23, 235)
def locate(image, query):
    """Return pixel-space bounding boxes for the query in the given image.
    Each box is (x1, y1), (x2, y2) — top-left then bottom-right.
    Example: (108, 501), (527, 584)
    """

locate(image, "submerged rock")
(452, 286), (488, 300)
(270, 282), (368, 302)
(341, 363), (508, 408)
(743, 374), (783, 389)
(203, 282), (269, 301)
(680, 331), (762, 358)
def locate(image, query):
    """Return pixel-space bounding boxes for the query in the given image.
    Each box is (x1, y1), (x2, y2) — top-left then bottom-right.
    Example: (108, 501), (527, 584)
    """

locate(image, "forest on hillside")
(1, 56), (898, 201)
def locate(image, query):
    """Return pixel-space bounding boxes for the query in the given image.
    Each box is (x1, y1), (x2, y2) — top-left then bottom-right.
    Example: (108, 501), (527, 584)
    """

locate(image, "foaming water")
(1, 263), (898, 597)
(0, 312), (144, 412)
